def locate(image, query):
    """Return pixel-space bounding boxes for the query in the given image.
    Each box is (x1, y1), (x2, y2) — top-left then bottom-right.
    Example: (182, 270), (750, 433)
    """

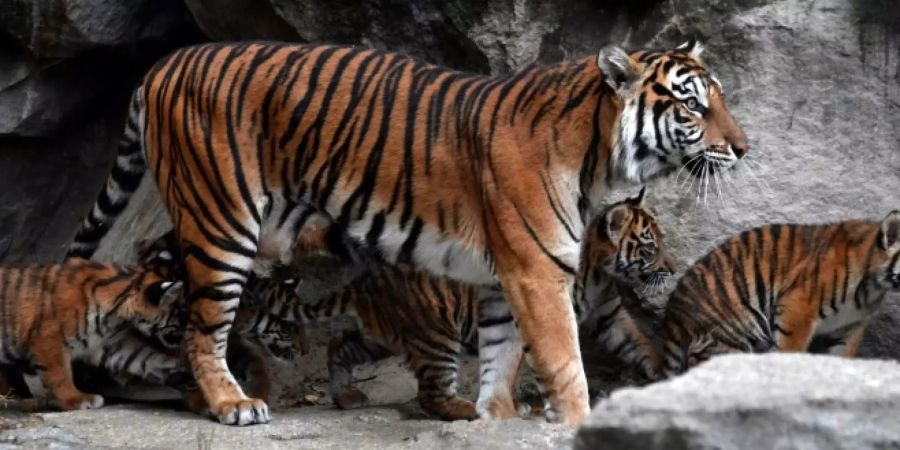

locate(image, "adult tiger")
(67, 40), (748, 425)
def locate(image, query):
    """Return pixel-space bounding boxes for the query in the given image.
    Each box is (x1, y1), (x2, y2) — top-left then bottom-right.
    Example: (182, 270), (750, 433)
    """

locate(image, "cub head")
(258, 319), (307, 360)
(132, 276), (186, 349)
(136, 231), (185, 280)
(877, 210), (900, 292)
(235, 304), (307, 360)
(586, 187), (676, 297)
(598, 40), (749, 184)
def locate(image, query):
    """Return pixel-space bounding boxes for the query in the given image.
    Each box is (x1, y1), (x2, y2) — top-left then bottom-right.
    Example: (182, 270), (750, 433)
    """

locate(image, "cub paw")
(476, 395), (518, 420)
(332, 388), (369, 410)
(213, 398), (270, 426)
(60, 393), (104, 410)
(429, 398), (477, 421)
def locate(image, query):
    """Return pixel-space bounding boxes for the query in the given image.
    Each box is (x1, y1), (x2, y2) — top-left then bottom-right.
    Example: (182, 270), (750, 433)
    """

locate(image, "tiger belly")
(341, 208), (494, 285)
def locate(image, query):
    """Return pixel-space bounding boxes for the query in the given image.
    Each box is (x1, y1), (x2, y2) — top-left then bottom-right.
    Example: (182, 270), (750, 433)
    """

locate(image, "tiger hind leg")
(177, 220), (270, 426)
(475, 291), (523, 420)
(327, 331), (392, 410)
(409, 337), (476, 420)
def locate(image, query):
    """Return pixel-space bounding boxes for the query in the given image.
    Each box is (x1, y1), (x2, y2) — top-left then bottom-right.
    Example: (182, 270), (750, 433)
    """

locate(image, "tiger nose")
(732, 143), (749, 159)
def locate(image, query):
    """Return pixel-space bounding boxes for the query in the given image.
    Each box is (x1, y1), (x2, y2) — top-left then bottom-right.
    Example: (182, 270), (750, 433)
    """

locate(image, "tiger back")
(0, 259), (185, 411)
(661, 211), (900, 375)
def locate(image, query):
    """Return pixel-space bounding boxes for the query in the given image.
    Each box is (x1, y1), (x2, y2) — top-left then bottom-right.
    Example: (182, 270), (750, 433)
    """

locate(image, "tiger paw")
(427, 398), (477, 421)
(59, 393), (104, 410)
(332, 388), (369, 410)
(476, 395), (518, 420)
(212, 398), (270, 426)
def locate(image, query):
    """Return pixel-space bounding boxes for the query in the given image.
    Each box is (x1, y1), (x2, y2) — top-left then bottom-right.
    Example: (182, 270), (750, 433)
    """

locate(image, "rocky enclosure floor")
(0, 405), (571, 450)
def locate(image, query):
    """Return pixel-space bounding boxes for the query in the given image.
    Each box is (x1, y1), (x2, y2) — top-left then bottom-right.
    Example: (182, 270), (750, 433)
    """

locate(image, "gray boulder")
(0, 0), (195, 137)
(576, 353), (900, 450)
(0, 0), (192, 58)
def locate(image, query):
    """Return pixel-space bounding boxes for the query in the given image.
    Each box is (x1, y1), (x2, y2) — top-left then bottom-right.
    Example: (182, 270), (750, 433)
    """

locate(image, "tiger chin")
(260, 189), (673, 421)
(67, 38), (747, 426)
(659, 210), (900, 376)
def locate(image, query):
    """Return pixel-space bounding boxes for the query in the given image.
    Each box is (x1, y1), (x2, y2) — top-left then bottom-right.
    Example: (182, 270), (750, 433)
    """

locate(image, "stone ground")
(0, 405), (571, 450)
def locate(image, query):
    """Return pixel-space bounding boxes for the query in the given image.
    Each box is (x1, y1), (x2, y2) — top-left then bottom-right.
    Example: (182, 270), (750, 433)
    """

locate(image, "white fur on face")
(612, 62), (740, 186)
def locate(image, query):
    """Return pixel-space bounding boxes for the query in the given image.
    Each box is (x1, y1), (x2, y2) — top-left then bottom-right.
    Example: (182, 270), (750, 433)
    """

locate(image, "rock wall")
(0, 0), (898, 354)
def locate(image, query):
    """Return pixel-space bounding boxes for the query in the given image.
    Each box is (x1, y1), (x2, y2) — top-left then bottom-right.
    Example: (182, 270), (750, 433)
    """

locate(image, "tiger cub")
(0, 259), (185, 411)
(262, 190), (674, 420)
(660, 211), (900, 375)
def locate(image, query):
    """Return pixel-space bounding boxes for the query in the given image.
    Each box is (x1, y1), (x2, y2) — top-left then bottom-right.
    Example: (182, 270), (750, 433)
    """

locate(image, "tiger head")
(235, 305), (307, 360)
(598, 40), (749, 184)
(257, 319), (307, 360)
(136, 231), (185, 280)
(131, 276), (186, 349)
(876, 210), (900, 292)
(585, 187), (676, 298)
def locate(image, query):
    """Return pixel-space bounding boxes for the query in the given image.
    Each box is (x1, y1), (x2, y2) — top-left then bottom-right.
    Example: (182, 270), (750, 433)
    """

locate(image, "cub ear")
(677, 38), (705, 58)
(146, 280), (184, 307)
(597, 44), (639, 94)
(881, 210), (900, 250)
(630, 186), (647, 208)
(160, 281), (184, 306)
(604, 204), (631, 241)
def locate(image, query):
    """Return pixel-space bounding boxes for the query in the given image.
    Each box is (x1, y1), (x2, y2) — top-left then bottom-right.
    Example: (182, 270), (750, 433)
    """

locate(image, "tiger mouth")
(682, 151), (736, 176)
(270, 347), (296, 360)
(159, 328), (183, 348)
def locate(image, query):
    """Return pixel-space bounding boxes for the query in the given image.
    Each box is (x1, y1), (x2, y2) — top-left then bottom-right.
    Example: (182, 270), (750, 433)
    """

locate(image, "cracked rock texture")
(576, 353), (900, 450)
(0, 0), (898, 448)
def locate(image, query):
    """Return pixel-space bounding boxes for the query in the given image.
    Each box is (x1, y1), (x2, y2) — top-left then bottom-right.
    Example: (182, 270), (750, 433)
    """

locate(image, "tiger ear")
(677, 39), (705, 58)
(881, 210), (900, 250)
(159, 280), (184, 307)
(597, 45), (639, 94)
(604, 204), (631, 241)
(630, 187), (647, 208)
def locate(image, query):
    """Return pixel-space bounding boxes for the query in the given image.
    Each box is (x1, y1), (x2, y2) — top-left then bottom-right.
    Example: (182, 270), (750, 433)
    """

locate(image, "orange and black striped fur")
(661, 212), (900, 375)
(67, 40), (746, 425)
(260, 191), (673, 420)
(135, 232), (306, 407)
(0, 259), (185, 411)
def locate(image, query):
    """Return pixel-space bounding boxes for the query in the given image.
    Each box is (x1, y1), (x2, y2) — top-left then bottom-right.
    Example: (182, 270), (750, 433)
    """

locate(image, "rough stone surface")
(0, 406), (570, 449)
(0, 0), (194, 59)
(576, 353), (900, 450)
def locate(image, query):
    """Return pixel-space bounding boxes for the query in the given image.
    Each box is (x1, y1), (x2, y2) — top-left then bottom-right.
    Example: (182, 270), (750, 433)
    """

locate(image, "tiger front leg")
(593, 297), (663, 379)
(774, 293), (818, 352)
(30, 342), (103, 410)
(495, 267), (589, 426)
(824, 321), (868, 358)
(327, 331), (392, 410)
